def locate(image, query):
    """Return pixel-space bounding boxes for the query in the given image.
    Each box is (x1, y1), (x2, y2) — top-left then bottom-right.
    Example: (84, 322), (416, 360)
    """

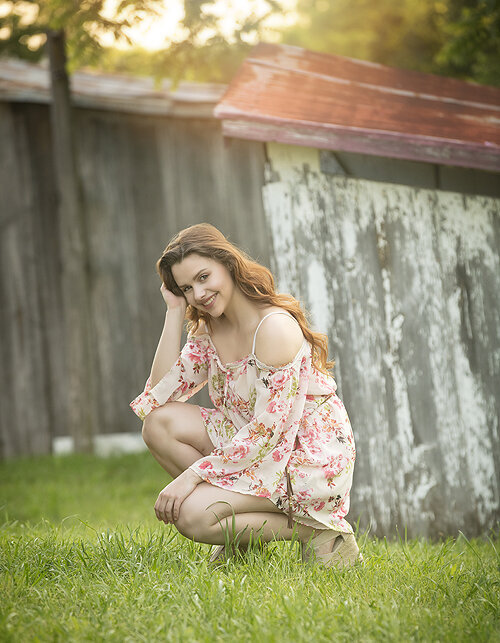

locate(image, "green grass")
(1, 453), (499, 642)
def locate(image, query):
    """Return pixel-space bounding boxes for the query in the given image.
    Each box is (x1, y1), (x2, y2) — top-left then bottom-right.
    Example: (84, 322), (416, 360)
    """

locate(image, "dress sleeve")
(189, 351), (310, 498)
(129, 335), (209, 421)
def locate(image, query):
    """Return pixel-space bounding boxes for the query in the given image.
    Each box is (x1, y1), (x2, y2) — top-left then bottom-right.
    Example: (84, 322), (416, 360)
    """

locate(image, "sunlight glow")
(100, 0), (296, 51)
(2, 1), (39, 23)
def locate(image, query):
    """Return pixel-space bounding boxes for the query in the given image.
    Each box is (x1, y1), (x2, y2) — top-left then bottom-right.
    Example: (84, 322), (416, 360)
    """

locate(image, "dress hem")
(189, 465), (353, 535)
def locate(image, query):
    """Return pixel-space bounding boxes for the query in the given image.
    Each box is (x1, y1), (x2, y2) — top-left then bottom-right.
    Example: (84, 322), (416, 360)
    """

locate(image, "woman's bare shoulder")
(254, 310), (304, 367)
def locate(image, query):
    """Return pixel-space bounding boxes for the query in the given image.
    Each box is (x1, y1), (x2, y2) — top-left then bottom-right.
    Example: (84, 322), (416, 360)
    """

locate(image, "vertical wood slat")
(22, 104), (66, 447)
(0, 104), (52, 457)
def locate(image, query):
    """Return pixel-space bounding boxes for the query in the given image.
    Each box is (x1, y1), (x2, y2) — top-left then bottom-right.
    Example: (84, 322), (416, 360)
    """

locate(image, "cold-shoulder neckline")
(191, 332), (308, 372)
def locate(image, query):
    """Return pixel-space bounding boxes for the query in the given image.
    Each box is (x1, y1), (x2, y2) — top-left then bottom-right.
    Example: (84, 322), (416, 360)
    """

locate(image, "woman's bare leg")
(142, 403), (327, 552)
(175, 482), (318, 547)
(141, 402), (214, 477)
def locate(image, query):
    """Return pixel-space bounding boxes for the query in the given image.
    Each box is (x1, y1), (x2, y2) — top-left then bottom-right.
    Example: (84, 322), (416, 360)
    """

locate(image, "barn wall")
(0, 103), (64, 457)
(0, 102), (269, 457)
(263, 142), (500, 538)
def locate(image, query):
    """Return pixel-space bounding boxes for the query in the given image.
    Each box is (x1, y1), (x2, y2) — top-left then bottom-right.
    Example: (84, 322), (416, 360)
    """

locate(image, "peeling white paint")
(307, 258), (330, 332)
(341, 217), (358, 262)
(263, 142), (500, 537)
(262, 181), (297, 295)
(447, 287), (499, 522)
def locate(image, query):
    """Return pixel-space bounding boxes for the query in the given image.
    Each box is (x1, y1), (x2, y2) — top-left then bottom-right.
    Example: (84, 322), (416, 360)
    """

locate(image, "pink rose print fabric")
(130, 332), (356, 534)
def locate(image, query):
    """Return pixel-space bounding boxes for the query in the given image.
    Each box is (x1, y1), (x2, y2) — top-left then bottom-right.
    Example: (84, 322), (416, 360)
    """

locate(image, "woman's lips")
(201, 293), (217, 309)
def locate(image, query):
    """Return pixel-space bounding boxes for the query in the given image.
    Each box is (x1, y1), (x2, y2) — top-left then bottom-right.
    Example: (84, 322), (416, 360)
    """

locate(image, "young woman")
(130, 223), (361, 568)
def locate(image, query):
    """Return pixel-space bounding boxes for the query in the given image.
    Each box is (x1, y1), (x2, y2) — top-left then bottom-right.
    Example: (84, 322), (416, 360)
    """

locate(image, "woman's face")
(171, 253), (233, 317)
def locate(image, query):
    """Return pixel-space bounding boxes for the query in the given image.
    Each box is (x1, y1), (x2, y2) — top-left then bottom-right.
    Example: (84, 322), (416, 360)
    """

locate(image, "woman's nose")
(193, 284), (206, 302)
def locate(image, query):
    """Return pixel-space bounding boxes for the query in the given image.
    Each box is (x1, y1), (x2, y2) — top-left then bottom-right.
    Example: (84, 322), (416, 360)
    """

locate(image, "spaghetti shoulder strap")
(251, 311), (295, 355)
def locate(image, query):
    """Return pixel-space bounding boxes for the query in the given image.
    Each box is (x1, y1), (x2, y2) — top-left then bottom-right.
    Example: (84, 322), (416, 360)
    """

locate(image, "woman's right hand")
(160, 283), (187, 312)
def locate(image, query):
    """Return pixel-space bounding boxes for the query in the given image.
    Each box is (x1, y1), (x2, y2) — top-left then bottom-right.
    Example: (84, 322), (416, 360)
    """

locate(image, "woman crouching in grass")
(130, 223), (362, 567)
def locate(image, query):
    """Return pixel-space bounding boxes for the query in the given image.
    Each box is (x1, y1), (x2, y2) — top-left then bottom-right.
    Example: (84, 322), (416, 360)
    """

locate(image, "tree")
(279, 0), (500, 86)
(0, 0), (164, 70)
(148, 0), (285, 84)
(87, 0), (286, 84)
(436, 0), (500, 86)
(280, 0), (447, 74)
(0, 0), (286, 83)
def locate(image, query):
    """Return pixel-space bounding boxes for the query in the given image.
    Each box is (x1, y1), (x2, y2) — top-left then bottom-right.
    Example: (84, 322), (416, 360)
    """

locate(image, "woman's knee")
(142, 403), (213, 456)
(174, 501), (205, 540)
(141, 405), (175, 448)
(174, 493), (220, 540)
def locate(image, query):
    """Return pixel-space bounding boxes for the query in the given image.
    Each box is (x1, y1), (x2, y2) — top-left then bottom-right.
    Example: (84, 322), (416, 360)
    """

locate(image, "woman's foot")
(208, 544), (227, 563)
(301, 530), (362, 569)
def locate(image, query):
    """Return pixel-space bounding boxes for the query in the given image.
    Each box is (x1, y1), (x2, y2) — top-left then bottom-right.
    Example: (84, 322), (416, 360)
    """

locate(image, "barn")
(213, 43), (500, 538)
(1, 43), (499, 537)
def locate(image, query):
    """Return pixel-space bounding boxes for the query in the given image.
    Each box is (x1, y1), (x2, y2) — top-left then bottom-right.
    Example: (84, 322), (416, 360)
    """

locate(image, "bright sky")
(101, 0), (297, 50)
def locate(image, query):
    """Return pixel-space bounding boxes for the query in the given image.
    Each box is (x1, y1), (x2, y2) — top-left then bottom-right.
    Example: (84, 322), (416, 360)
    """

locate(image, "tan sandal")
(208, 544), (227, 563)
(302, 530), (363, 569)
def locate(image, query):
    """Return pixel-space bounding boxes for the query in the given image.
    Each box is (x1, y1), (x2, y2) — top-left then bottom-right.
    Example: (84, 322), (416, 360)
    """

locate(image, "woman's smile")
(200, 293), (217, 309)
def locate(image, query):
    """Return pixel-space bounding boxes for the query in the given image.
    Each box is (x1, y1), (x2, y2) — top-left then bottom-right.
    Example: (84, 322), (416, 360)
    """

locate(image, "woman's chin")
(206, 307), (223, 318)
(201, 295), (224, 317)
(196, 303), (222, 317)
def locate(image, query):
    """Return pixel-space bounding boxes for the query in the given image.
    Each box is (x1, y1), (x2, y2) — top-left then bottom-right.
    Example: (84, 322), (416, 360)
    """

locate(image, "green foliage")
(436, 0), (500, 85)
(0, 4), (46, 62)
(2, 0), (498, 85)
(147, 36), (251, 85)
(282, 0), (446, 73)
(87, 0), (500, 85)
(117, 0), (285, 84)
(0, 452), (499, 641)
(0, 0), (165, 71)
(0, 0), (286, 82)
(280, 0), (500, 86)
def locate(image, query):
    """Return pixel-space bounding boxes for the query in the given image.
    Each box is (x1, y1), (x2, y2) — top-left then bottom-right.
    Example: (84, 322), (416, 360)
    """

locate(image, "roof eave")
(217, 114), (500, 173)
(0, 59), (226, 117)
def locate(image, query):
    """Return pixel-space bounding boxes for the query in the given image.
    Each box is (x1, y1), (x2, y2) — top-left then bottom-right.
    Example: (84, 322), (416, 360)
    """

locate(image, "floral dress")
(130, 313), (356, 534)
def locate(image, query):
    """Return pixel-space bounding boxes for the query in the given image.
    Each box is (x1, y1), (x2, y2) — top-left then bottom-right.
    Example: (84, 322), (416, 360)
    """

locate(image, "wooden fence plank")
(0, 104), (53, 456)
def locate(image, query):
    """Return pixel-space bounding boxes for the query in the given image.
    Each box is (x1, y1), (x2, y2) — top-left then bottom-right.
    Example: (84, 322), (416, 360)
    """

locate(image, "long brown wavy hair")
(156, 223), (334, 374)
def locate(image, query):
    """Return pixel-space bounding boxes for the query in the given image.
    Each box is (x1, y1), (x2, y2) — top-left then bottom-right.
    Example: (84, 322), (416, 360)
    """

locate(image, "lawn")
(1, 452), (499, 642)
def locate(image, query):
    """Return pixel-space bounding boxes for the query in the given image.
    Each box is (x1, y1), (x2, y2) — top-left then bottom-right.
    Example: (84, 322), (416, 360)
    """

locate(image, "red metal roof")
(214, 43), (500, 172)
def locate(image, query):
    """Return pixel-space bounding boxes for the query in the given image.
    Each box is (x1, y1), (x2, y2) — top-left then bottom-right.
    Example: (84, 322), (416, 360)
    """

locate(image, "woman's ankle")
(298, 527), (320, 546)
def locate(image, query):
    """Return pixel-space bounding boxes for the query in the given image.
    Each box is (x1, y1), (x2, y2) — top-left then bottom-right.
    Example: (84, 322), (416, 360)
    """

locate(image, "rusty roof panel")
(214, 43), (500, 172)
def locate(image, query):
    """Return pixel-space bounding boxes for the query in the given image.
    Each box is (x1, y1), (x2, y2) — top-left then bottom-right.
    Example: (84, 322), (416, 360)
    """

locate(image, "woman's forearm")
(150, 307), (185, 388)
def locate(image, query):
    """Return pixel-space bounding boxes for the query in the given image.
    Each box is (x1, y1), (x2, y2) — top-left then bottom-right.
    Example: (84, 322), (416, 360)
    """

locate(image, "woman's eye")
(200, 274), (208, 281)
(183, 286), (191, 293)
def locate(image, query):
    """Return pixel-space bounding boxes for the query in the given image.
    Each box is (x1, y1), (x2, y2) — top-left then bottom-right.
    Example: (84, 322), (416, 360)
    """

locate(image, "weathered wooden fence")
(0, 100), (269, 458)
(263, 142), (500, 538)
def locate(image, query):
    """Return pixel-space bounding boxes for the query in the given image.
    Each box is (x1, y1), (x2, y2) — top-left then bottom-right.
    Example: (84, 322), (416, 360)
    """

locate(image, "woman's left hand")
(154, 469), (202, 524)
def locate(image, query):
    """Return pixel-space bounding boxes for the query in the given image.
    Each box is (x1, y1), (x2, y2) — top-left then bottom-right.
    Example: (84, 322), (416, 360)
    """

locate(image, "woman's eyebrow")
(178, 268), (208, 288)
